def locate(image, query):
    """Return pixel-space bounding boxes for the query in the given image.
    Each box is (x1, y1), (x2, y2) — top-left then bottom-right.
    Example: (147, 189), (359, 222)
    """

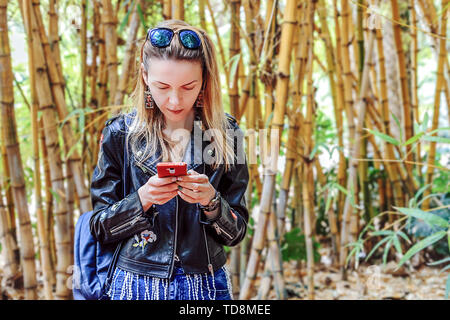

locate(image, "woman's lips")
(168, 109), (183, 114)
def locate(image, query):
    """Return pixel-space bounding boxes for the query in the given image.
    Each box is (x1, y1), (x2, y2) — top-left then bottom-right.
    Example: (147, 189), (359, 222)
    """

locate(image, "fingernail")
(178, 185), (182, 191)
(177, 177), (182, 181)
(172, 177), (177, 182)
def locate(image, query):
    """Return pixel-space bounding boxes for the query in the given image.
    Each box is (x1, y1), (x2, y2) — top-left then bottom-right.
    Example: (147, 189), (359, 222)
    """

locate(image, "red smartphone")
(156, 162), (188, 178)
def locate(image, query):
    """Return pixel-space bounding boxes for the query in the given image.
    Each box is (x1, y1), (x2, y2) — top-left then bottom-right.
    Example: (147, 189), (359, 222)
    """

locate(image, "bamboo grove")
(0, 0), (449, 300)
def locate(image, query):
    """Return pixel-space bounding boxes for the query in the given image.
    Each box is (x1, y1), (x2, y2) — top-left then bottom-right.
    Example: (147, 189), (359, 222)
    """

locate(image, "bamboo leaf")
(417, 193), (443, 207)
(394, 207), (449, 228)
(226, 53), (241, 87)
(427, 256), (450, 266)
(334, 183), (349, 196)
(383, 238), (393, 266)
(397, 231), (411, 244)
(366, 236), (391, 261)
(422, 135), (450, 144)
(414, 184), (432, 203)
(309, 144), (319, 159)
(421, 112), (429, 132)
(427, 127), (450, 135)
(136, 3), (146, 29)
(370, 230), (394, 237)
(397, 231), (447, 269)
(363, 128), (400, 146)
(391, 112), (403, 143)
(448, 229), (450, 253)
(392, 235), (402, 255)
(119, 0), (135, 34)
(403, 131), (425, 146)
(265, 112), (274, 128)
(440, 264), (450, 274)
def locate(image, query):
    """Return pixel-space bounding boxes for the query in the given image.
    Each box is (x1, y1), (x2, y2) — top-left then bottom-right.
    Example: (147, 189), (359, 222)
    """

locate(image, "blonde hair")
(126, 19), (235, 172)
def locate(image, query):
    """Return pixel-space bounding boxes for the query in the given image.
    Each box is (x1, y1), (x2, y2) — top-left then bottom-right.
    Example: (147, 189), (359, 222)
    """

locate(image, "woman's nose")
(168, 90), (181, 105)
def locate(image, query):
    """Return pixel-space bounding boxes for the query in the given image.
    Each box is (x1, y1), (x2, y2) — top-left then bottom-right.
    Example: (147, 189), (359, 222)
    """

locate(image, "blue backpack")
(73, 125), (128, 300)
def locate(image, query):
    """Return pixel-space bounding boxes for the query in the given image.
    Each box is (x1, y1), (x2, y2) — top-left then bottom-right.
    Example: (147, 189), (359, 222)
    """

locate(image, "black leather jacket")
(89, 109), (249, 278)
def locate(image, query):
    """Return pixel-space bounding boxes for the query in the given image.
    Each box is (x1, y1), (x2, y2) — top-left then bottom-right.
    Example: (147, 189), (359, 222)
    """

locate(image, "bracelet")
(199, 190), (221, 212)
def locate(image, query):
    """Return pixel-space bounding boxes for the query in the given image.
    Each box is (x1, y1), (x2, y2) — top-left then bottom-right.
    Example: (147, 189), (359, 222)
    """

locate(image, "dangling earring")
(195, 90), (204, 108)
(145, 86), (154, 109)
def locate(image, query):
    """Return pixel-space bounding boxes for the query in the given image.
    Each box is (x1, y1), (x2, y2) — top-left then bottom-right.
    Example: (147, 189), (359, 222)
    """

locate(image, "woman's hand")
(175, 169), (216, 206)
(138, 175), (179, 211)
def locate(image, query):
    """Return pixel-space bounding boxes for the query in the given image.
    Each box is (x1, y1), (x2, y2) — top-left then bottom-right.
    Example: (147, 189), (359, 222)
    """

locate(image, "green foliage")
(364, 110), (450, 150)
(353, 185), (450, 299)
(364, 229), (411, 266)
(280, 227), (320, 263)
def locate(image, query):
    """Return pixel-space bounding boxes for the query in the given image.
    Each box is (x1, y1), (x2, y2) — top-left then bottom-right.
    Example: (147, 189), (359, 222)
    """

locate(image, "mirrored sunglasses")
(146, 27), (202, 50)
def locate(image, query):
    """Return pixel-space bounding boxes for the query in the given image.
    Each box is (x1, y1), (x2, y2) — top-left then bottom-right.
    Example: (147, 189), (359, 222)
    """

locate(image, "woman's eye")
(184, 87), (195, 90)
(157, 87), (168, 90)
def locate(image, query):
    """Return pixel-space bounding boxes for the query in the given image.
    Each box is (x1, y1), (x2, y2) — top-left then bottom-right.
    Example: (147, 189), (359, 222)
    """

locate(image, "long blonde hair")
(126, 19), (235, 172)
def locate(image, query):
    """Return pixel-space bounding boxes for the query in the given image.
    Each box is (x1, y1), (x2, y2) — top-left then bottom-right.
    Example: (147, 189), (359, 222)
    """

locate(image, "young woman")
(89, 19), (249, 300)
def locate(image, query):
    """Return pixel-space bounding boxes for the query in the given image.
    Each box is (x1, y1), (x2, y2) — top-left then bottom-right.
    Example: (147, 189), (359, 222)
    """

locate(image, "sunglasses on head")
(146, 27), (202, 50)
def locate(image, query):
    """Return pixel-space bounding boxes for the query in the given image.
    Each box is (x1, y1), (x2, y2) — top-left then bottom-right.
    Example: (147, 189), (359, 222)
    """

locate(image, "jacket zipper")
(110, 214), (144, 235)
(212, 221), (233, 240)
(168, 196), (179, 278)
(136, 161), (156, 175)
(202, 224), (214, 277)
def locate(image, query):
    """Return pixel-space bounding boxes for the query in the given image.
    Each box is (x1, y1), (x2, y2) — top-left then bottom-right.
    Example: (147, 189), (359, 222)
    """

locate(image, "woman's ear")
(141, 63), (149, 87)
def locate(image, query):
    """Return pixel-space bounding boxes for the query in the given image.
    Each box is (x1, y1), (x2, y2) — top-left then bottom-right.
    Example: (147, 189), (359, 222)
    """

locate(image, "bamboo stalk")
(39, 116), (56, 288)
(206, 0), (229, 88)
(163, 0), (172, 20)
(0, 185), (19, 281)
(228, 0), (241, 117)
(237, 72), (251, 121)
(417, 0), (450, 126)
(239, 0), (297, 300)
(357, 2), (372, 225)
(341, 0), (357, 146)
(199, 0), (206, 30)
(114, 0), (142, 105)
(0, 134), (20, 284)
(81, 0), (88, 111)
(374, 19), (406, 208)
(332, 0), (347, 222)
(173, 0), (184, 20)
(22, 0), (72, 299)
(410, 0), (421, 166)
(390, 0), (414, 179)
(257, 191), (284, 299)
(276, 0), (306, 234)
(228, 0), (243, 292)
(48, 0), (65, 92)
(0, 116), (20, 274)
(31, 0), (92, 215)
(339, 27), (376, 280)
(21, 1), (54, 299)
(0, 0), (38, 299)
(423, 0), (448, 209)
(13, 75), (59, 293)
(101, 0), (119, 107)
(88, 0), (102, 178)
(302, 1), (317, 298)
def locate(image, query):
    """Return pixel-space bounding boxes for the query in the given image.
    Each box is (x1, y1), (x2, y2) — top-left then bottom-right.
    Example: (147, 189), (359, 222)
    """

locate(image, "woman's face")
(144, 58), (203, 123)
